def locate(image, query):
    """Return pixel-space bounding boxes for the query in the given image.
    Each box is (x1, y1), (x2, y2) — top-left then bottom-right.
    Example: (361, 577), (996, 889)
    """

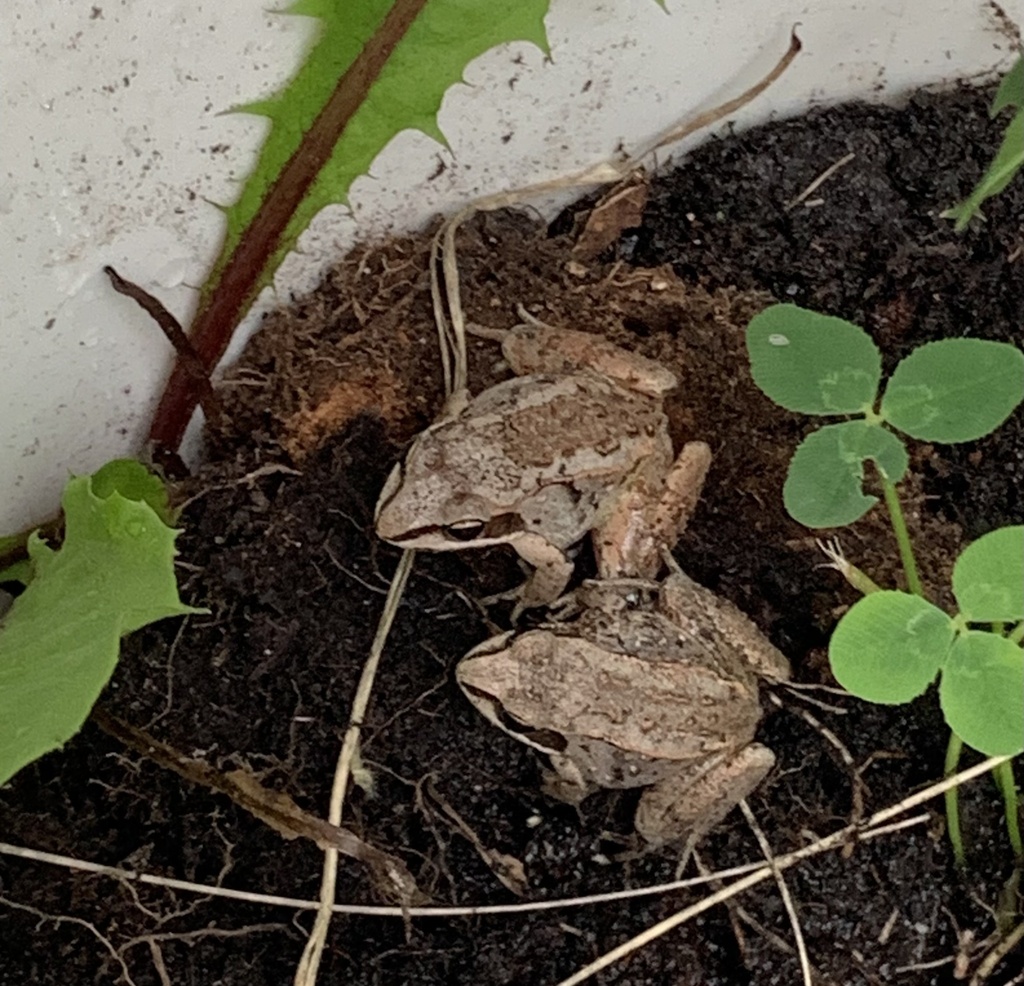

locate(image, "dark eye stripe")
(481, 513), (525, 539)
(445, 520), (485, 541)
(461, 684), (567, 753)
(387, 513), (526, 544)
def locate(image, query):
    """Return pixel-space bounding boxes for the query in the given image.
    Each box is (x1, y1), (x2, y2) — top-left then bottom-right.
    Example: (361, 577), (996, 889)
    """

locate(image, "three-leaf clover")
(829, 526), (1024, 757)
(747, 304), (1024, 528)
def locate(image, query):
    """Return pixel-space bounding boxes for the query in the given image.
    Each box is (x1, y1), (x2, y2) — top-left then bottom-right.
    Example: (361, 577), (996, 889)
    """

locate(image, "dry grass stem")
(740, 799), (812, 986)
(552, 756), (1009, 986)
(292, 549), (416, 986)
(0, 812), (938, 921)
(632, 28), (802, 165)
(970, 919), (1024, 985)
(0, 815), (923, 921)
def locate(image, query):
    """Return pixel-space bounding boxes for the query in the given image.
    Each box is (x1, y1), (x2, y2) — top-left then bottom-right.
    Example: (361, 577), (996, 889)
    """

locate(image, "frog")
(456, 570), (791, 847)
(374, 316), (712, 610)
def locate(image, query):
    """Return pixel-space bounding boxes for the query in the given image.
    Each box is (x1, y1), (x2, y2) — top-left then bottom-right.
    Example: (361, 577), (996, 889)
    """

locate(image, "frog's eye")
(444, 519), (486, 541)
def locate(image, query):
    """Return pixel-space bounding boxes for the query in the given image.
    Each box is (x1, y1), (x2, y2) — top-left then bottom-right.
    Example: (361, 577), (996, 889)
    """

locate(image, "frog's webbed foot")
(473, 535), (575, 622)
(501, 311), (678, 398)
(476, 581), (569, 625)
(476, 585), (536, 626)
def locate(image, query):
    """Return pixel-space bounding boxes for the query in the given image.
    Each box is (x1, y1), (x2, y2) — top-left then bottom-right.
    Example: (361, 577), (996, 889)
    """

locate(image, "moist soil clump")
(2, 86), (1022, 985)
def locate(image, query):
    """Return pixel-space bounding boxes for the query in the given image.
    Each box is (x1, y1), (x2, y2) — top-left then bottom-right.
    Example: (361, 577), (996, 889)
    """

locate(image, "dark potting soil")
(2, 85), (1022, 985)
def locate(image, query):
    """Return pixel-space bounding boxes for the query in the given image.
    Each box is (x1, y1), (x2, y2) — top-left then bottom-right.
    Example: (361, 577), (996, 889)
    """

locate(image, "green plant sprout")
(0, 459), (203, 787)
(944, 56), (1024, 231)
(747, 303), (1024, 862)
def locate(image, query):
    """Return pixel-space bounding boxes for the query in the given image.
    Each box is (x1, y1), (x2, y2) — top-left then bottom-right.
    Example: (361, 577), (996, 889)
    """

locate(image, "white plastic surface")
(1, 0), (1020, 532)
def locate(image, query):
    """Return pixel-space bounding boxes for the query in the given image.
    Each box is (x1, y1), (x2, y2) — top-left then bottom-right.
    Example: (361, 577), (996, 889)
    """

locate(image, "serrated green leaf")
(880, 338), (1024, 442)
(747, 304), (881, 415)
(91, 458), (178, 525)
(944, 108), (1024, 231)
(783, 421), (908, 528)
(154, 0), (553, 452)
(952, 525), (1024, 623)
(991, 56), (1024, 116)
(0, 469), (202, 786)
(830, 590), (954, 704)
(940, 631), (1024, 756)
(205, 0), (549, 315)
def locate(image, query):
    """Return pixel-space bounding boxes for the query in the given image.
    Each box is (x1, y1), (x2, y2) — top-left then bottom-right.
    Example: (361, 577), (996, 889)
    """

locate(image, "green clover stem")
(1009, 621), (1024, 646)
(945, 732), (966, 866)
(881, 476), (924, 598)
(994, 760), (1023, 860)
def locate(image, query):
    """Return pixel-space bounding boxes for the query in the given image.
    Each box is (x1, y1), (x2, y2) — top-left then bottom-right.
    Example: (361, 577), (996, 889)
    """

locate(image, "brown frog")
(457, 571), (790, 847)
(374, 318), (711, 610)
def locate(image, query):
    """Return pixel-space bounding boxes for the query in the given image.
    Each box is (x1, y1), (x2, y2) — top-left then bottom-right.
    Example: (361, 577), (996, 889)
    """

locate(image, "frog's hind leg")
(634, 743), (777, 850)
(500, 316), (678, 399)
(649, 440), (712, 552)
(594, 440), (712, 581)
(658, 571), (792, 682)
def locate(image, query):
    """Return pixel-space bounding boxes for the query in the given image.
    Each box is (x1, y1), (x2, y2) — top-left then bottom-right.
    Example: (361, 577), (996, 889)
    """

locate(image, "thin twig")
(0, 813), (926, 920)
(692, 850), (748, 953)
(0, 895), (138, 986)
(769, 692), (866, 834)
(428, 227), (455, 398)
(970, 919), (1024, 986)
(631, 28), (802, 165)
(90, 708), (421, 903)
(103, 265), (222, 429)
(443, 30), (802, 261)
(784, 152), (856, 210)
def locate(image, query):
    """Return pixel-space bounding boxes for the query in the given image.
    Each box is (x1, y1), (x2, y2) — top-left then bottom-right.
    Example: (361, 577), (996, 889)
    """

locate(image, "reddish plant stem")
(148, 0), (432, 454)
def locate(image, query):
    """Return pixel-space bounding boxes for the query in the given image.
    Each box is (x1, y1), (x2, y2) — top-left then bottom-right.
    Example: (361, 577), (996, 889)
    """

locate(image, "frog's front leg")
(509, 531), (575, 614)
(541, 750), (595, 805)
(595, 441), (712, 581)
(634, 744), (776, 848)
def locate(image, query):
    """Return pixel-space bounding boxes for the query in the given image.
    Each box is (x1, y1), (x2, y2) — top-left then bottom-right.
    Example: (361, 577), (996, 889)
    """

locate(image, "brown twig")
(91, 708), (424, 907)
(784, 152), (856, 210)
(147, 0), (433, 454)
(103, 266), (222, 431)
(970, 920), (1024, 985)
